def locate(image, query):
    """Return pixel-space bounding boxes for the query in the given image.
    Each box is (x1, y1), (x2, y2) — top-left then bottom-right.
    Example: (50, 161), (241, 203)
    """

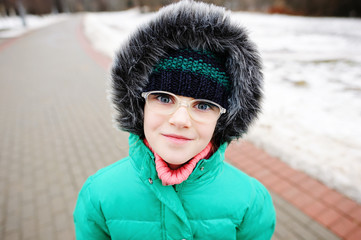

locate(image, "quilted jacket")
(73, 134), (276, 239)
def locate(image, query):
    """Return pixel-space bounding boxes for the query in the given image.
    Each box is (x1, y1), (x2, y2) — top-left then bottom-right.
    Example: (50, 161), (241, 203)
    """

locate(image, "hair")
(110, 0), (263, 146)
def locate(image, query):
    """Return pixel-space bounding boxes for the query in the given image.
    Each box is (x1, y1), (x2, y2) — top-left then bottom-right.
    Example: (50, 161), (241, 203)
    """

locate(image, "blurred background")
(1, 0), (361, 16)
(1, 0), (361, 240)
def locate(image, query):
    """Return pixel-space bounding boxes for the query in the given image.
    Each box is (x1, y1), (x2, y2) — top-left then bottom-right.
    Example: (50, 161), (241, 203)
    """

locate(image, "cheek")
(197, 122), (217, 142)
(143, 105), (163, 136)
(144, 106), (154, 134)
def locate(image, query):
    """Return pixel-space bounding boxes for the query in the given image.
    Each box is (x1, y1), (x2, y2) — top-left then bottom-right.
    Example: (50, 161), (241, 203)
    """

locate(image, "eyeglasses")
(141, 91), (226, 123)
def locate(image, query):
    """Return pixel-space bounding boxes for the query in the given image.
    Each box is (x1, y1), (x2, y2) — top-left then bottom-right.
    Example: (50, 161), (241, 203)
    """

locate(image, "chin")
(162, 156), (189, 166)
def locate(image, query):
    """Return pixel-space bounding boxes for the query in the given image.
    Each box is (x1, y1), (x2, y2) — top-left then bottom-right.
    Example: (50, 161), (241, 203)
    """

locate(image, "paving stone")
(347, 228), (361, 240)
(3, 230), (20, 240)
(272, 221), (300, 240)
(21, 202), (36, 220)
(21, 218), (38, 239)
(56, 229), (75, 240)
(315, 208), (342, 227)
(54, 211), (70, 232)
(38, 223), (56, 240)
(4, 212), (19, 234)
(308, 220), (343, 240)
(349, 207), (361, 223)
(271, 191), (341, 240)
(321, 189), (345, 206)
(330, 216), (359, 239)
(37, 207), (52, 226)
(335, 197), (360, 217)
(302, 201), (328, 219)
(50, 196), (66, 214)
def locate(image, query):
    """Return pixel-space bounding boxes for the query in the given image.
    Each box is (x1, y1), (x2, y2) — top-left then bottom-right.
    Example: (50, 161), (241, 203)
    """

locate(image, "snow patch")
(0, 14), (69, 38)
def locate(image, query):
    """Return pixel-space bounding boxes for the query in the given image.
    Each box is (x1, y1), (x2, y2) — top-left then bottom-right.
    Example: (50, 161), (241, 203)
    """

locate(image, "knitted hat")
(145, 49), (230, 108)
(110, 0), (263, 145)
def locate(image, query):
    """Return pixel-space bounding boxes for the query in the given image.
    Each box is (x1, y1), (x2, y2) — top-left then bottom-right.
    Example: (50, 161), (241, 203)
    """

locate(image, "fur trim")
(110, 0), (263, 144)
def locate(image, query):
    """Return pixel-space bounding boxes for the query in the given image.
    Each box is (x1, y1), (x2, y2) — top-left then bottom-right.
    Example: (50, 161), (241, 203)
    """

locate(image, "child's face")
(144, 94), (218, 168)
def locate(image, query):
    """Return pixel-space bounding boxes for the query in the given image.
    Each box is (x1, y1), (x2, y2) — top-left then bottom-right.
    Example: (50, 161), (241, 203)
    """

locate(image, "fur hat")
(110, 0), (263, 145)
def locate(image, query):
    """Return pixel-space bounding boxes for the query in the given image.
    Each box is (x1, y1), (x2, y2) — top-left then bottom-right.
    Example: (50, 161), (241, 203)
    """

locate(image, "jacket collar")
(128, 134), (228, 185)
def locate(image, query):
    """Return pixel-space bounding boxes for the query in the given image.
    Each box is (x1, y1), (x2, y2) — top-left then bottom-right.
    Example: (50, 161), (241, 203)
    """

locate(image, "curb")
(76, 15), (112, 71)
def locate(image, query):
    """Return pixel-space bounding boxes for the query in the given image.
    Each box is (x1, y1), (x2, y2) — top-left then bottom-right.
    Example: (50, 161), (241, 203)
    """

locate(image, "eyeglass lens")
(145, 92), (221, 122)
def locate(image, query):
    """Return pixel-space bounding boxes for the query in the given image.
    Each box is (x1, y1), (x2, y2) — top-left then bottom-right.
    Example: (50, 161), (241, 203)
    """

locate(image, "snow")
(83, 9), (361, 203)
(235, 13), (361, 203)
(83, 10), (155, 59)
(0, 13), (68, 38)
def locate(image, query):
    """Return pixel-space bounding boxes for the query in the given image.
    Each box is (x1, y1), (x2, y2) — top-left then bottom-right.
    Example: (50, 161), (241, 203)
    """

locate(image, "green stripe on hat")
(153, 56), (230, 88)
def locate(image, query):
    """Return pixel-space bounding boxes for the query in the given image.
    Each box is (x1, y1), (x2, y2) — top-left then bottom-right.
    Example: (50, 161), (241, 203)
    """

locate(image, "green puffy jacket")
(74, 134), (276, 239)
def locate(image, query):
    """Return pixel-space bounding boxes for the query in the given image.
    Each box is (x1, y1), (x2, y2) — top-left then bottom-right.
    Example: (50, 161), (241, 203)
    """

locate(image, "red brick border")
(0, 30), (32, 52)
(76, 16), (112, 71)
(225, 140), (361, 240)
(0, 37), (19, 52)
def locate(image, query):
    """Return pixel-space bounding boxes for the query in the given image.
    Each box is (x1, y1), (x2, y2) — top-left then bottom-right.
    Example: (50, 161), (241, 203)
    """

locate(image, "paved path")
(0, 16), (127, 240)
(0, 15), (358, 239)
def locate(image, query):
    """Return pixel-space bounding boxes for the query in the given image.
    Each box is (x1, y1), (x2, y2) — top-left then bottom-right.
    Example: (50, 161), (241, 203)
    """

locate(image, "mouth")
(162, 134), (193, 144)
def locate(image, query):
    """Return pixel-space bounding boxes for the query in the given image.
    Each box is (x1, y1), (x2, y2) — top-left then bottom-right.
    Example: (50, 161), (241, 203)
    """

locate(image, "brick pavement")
(0, 16), (126, 240)
(0, 15), (358, 239)
(226, 141), (361, 240)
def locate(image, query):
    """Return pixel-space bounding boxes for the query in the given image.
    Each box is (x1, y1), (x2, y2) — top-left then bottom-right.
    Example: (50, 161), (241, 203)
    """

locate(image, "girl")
(74, 1), (276, 239)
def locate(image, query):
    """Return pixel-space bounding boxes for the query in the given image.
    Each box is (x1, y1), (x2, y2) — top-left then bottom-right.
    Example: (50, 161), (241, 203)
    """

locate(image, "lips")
(162, 134), (193, 144)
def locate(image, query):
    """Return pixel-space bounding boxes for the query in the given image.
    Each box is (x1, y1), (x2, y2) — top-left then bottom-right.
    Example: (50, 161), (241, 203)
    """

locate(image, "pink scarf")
(144, 139), (212, 186)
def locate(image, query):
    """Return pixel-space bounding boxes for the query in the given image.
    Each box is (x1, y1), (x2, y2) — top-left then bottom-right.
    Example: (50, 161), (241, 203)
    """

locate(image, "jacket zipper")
(174, 183), (184, 193)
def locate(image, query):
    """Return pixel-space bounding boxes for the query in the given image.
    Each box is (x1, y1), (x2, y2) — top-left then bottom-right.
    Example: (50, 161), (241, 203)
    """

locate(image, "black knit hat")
(145, 49), (230, 108)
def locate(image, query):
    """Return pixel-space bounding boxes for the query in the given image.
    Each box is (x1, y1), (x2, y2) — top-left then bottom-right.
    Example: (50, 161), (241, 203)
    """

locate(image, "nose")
(168, 105), (192, 128)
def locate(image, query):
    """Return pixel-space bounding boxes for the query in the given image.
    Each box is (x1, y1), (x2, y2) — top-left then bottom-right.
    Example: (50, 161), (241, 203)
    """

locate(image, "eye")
(154, 93), (174, 104)
(194, 101), (214, 111)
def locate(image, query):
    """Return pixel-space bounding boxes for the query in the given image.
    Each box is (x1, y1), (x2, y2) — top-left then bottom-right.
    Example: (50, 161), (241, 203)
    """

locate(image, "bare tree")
(17, 0), (26, 26)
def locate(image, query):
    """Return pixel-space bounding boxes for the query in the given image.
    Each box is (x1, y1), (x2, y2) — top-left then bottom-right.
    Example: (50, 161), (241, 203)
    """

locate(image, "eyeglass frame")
(141, 90), (226, 121)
